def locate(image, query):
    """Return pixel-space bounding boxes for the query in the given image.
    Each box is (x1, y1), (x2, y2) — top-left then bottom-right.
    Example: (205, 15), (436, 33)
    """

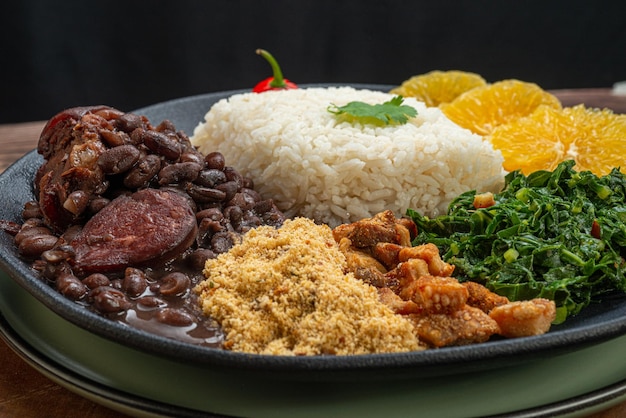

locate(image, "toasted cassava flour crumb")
(191, 86), (505, 227)
(195, 218), (422, 355)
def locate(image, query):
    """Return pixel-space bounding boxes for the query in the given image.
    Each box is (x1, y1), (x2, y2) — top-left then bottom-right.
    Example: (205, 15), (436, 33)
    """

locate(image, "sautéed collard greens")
(408, 160), (626, 323)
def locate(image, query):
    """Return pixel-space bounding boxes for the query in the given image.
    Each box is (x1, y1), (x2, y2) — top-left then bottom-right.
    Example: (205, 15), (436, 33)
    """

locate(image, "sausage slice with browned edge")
(70, 188), (197, 275)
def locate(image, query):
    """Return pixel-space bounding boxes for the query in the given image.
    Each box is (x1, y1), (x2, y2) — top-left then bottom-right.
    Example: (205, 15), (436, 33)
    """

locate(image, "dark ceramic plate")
(2, 85), (626, 417)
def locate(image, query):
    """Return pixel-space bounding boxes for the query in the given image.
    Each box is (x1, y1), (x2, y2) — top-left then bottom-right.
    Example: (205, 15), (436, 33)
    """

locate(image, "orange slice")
(440, 79), (562, 135)
(488, 104), (626, 176)
(389, 70), (487, 107)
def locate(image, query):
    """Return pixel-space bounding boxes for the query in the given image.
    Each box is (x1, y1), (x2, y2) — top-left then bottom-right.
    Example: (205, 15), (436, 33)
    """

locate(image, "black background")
(2, 0), (625, 123)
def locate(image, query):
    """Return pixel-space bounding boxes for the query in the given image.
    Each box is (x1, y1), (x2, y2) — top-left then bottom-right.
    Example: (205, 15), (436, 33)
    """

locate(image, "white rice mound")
(191, 87), (505, 227)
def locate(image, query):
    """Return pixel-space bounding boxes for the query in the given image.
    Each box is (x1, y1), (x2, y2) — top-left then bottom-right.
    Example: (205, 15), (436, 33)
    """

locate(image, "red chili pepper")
(591, 219), (601, 239)
(253, 49), (297, 93)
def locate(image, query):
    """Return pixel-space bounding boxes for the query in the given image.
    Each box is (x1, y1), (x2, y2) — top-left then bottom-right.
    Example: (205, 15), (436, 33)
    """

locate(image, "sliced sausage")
(70, 189), (197, 274)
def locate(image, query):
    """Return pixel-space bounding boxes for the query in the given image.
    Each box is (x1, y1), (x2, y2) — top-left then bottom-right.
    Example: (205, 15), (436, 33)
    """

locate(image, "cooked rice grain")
(192, 87), (505, 227)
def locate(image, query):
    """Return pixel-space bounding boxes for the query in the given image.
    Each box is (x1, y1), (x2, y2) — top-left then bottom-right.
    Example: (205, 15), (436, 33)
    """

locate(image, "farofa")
(195, 218), (422, 355)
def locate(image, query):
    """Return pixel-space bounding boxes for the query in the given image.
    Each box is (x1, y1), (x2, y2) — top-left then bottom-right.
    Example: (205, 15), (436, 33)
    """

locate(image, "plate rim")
(2, 306), (626, 418)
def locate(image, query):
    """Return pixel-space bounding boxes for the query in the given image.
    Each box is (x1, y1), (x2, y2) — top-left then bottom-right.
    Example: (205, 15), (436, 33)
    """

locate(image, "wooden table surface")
(2, 90), (626, 418)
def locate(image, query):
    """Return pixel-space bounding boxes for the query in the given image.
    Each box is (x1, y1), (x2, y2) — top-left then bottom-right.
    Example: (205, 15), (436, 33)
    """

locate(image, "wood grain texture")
(0, 121), (42, 174)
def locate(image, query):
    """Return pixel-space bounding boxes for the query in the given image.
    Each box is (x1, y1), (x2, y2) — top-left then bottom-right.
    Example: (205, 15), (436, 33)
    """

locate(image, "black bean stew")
(2, 106), (286, 347)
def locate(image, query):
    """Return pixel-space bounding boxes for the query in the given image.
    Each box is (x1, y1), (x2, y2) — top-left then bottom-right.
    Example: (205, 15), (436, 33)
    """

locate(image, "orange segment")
(488, 104), (626, 176)
(440, 80), (562, 135)
(389, 70), (487, 107)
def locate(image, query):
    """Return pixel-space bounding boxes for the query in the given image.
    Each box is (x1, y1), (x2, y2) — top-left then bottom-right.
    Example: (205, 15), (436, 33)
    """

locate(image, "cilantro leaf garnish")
(327, 96), (417, 126)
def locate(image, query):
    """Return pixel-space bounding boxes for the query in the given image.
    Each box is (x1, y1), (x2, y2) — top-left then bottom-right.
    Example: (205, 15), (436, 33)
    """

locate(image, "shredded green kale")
(407, 160), (626, 323)
(327, 96), (417, 126)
